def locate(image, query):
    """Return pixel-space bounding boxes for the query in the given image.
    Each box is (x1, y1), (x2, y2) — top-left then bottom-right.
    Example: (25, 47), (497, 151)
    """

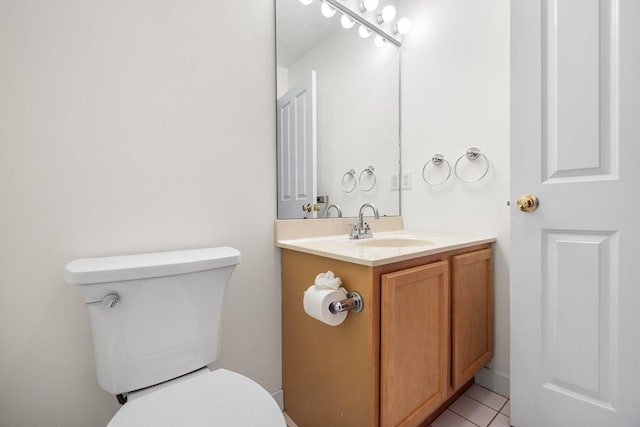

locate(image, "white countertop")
(276, 230), (496, 267)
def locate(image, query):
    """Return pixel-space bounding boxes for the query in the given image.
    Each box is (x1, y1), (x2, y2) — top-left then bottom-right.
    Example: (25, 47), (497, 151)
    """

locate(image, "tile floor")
(431, 384), (510, 427)
(284, 384), (510, 427)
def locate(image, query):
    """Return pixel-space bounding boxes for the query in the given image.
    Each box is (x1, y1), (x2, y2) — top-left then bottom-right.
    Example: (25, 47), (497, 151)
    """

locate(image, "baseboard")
(272, 389), (285, 411)
(475, 367), (510, 398)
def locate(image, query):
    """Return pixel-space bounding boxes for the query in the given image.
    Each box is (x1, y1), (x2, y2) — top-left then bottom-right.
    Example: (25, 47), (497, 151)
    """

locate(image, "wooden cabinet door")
(380, 261), (450, 427)
(451, 248), (493, 390)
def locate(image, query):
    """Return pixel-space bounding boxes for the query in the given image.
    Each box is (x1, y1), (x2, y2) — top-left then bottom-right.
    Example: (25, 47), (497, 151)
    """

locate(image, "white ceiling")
(276, 0), (357, 67)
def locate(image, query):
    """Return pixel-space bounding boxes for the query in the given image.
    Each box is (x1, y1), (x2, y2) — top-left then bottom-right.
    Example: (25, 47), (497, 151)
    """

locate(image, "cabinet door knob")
(516, 194), (539, 212)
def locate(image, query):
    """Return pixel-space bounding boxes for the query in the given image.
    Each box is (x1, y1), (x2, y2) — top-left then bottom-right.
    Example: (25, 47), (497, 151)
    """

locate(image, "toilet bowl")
(108, 369), (285, 427)
(65, 247), (285, 427)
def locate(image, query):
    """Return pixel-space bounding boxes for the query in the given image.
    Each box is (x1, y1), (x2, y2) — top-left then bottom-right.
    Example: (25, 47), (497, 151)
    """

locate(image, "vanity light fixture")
(340, 14), (355, 29)
(358, 25), (372, 38)
(393, 17), (412, 35)
(321, 2), (336, 17)
(359, 0), (379, 13)
(374, 35), (387, 48)
(376, 5), (396, 24)
(304, 0), (406, 47)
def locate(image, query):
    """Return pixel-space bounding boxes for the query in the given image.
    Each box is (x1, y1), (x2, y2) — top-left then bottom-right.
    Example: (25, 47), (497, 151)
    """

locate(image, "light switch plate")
(401, 171), (412, 190)
(391, 172), (400, 191)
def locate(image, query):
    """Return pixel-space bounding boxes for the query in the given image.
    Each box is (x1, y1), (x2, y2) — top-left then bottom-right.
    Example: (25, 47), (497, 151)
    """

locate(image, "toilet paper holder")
(328, 291), (363, 314)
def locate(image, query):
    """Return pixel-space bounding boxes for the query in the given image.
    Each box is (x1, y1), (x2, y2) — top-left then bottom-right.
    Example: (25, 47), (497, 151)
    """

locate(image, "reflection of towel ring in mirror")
(358, 165), (377, 192)
(341, 169), (357, 193)
(422, 154), (451, 186)
(454, 147), (489, 183)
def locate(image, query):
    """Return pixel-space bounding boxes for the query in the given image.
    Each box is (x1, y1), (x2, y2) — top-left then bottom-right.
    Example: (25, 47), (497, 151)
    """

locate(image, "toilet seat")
(107, 369), (286, 427)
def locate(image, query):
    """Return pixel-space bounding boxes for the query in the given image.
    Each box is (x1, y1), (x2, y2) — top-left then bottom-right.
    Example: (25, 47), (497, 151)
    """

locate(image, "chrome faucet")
(326, 204), (342, 218)
(349, 203), (380, 239)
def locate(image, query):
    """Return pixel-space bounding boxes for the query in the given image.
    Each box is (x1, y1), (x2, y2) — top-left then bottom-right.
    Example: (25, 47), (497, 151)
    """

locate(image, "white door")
(511, 0), (640, 425)
(277, 71), (317, 219)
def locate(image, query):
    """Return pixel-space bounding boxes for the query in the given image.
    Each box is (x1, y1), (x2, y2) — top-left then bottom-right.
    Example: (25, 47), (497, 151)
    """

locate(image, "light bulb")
(299, 0), (314, 5)
(394, 17), (411, 34)
(359, 0), (379, 12)
(376, 5), (396, 24)
(358, 25), (372, 38)
(374, 35), (387, 48)
(321, 2), (336, 17)
(340, 14), (355, 29)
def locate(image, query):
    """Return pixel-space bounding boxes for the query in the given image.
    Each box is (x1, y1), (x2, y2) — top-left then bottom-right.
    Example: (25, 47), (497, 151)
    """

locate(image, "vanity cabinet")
(281, 244), (493, 427)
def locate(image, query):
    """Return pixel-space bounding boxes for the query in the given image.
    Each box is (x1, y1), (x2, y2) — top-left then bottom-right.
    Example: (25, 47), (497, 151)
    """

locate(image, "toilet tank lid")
(64, 247), (241, 285)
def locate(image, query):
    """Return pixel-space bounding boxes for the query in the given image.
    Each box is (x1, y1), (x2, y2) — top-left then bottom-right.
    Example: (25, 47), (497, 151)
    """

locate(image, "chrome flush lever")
(86, 293), (120, 309)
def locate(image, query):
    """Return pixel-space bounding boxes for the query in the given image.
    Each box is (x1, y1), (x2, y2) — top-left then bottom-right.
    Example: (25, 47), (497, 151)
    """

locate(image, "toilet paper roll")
(303, 285), (348, 326)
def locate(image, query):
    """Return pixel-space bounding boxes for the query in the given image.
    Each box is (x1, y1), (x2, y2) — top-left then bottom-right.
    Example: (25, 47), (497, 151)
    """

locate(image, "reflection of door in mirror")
(277, 71), (317, 219)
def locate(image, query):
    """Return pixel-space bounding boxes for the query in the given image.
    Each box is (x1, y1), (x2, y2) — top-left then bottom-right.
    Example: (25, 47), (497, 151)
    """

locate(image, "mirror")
(276, 0), (400, 219)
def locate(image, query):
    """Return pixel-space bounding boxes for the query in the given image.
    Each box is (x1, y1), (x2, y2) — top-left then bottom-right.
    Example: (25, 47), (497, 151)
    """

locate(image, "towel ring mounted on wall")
(358, 165), (377, 192)
(454, 147), (489, 183)
(341, 169), (357, 193)
(422, 154), (451, 186)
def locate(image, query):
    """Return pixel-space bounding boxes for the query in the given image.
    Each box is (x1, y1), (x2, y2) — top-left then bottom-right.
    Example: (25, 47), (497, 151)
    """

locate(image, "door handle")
(301, 203), (320, 213)
(517, 194), (539, 212)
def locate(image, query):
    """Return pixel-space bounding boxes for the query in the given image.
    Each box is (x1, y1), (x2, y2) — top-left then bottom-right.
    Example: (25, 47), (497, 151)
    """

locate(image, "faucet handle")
(348, 223), (360, 239)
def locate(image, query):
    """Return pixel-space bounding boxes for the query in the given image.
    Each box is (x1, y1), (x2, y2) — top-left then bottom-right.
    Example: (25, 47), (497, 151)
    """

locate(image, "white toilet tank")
(65, 247), (241, 395)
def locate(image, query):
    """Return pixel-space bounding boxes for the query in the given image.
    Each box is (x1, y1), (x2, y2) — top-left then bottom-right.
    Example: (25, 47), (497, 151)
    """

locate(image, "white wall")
(0, 2), (279, 426)
(277, 65), (289, 99)
(399, 0), (511, 395)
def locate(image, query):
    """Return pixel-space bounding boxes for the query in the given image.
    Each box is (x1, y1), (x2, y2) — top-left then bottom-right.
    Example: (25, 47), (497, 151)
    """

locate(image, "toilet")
(65, 246), (286, 427)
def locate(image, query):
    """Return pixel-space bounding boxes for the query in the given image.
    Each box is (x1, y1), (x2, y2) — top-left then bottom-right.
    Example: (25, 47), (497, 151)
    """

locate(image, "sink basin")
(356, 238), (434, 248)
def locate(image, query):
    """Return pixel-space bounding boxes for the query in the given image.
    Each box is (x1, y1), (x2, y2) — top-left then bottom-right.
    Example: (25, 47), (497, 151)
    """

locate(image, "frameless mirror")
(276, 0), (400, 219)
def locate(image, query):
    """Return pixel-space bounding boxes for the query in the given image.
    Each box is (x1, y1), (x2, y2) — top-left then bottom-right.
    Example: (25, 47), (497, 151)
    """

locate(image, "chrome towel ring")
(359, 165), (377, 192)
(422, 154), (451, 186)
(341, 169), (357, 193)
(454, 147), (489, 183)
